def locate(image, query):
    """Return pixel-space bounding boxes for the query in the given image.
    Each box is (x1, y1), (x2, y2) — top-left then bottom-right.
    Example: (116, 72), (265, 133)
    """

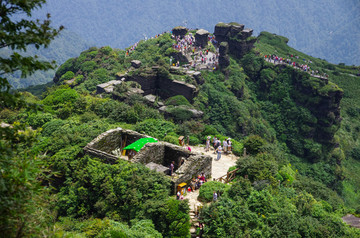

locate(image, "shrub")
(351, 147), (360, 161)
(59, 71), (74, 82)
(189, 136), (200, 145)
(135, 119), (176, 139)
(231, 139), (244, 156)
(42, 88), (79, 107)
(99, 46), (112, 55)
(80, 61), (97, 73)
(165, 95), (191, 106)
(42, 119), (66, 136)
(26, 113), (54, 129)
(236, 152), (278, 184)
(163, 135), (179, 145)
(167, 106), (193, 121)
(198, 181), (230, 202)
(243, 135), (266, 155)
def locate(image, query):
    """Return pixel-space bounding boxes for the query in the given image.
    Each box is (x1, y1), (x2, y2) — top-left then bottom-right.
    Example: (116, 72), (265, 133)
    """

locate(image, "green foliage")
(350, 147), (360, 161)
(60, 71), (75, 82)
(0, 1), (63, 236)
(199, 181), (230, 202)
(236, 153), (278, 184)
(42, 87), (79, 107)
(243, 135), (266, 155)
(27, 112), (54, 129)
(166, 106), (193, 122)
(56, 218), (162, 238)
(0, 123), (54, 236)
(163, 135), (179, 145)
(135, 119), (176, 139)
(277, 164), (296, 185)
(188, 136), (200, 145)
(231, 139), (244, 156)
(57, 156), (171, 219)
(165, 95), (191, 106)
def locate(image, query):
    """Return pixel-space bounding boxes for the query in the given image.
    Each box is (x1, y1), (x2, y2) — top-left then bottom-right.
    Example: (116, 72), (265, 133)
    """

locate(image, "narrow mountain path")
(183, 145), (238, 235)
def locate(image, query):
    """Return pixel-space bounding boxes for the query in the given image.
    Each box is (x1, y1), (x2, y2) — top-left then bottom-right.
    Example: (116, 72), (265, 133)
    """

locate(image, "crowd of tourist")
(172, 33), (219, 70)
(205, 136), (232, 161)
(264, 54), (329, 78)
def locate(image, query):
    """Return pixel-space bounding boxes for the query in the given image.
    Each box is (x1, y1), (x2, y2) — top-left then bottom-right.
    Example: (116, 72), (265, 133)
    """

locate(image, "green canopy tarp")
(123, 138), (158, 152)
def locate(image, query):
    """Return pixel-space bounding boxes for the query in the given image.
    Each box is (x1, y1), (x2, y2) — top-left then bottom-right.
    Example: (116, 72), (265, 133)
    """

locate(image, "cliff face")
(290, 69), (343, 145)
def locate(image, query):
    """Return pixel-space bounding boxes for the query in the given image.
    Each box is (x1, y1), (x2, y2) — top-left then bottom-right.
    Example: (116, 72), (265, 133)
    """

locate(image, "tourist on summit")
(215, 145), (222, 161)
(227, 138), (232, 153)
(205, 136), (211, 152)
(223, 139), (228, 154)
(170, 161), (175, 176)
(200, 173), (206, 182)
(212, 136), (217, 149)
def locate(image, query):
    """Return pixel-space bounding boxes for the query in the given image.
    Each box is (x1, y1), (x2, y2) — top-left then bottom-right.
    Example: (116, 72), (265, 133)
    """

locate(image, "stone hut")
(84, 128), (212, 194)
(195, 29), (209, 48)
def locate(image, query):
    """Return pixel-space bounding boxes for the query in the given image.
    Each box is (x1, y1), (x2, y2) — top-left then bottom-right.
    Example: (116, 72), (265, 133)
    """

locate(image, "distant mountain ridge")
(33, 0), (360, 66)
(1, 30), (91, 88)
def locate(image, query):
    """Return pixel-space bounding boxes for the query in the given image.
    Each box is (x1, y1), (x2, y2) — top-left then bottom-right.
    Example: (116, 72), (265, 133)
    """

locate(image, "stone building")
(84, 128), (212, 193)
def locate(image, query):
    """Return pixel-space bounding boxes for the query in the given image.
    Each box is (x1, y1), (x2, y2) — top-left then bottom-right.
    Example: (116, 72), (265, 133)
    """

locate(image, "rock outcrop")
(214, 22), (256, 60)
(172, 26), (188, 38)
(115, 67), (198, 102)
(131, 60), (142, 68)
(195, 29), (209, 48)
(96, 80), (122, 94)
(219, 42), (230, 68)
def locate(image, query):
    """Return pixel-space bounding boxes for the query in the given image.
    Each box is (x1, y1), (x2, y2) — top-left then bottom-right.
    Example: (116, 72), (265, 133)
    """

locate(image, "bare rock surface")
(342, 214), (360, 228)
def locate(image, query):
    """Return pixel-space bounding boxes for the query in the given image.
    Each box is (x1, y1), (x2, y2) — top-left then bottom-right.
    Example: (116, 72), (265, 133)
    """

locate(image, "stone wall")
(84, 127), (149, 158)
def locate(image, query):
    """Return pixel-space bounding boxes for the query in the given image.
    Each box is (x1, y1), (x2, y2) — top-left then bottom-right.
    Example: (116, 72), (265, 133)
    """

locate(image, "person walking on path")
(227, 138), (232, 153)
(170, 161), (175, 176)
(205, 136), (211, 152)
(215, 145), (222, 161)
(223, 139), (228, 154)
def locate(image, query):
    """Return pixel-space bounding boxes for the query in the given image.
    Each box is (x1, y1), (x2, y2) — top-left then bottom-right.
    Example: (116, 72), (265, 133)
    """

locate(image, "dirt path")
(184, 145), (238, 235)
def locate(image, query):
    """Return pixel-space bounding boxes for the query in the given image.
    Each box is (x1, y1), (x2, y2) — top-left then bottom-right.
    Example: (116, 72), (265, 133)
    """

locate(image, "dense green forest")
(2, 27), (360, 236)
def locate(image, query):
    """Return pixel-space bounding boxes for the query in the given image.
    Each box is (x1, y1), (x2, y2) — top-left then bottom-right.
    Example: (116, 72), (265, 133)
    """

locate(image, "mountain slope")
(1, 30), (91, 89)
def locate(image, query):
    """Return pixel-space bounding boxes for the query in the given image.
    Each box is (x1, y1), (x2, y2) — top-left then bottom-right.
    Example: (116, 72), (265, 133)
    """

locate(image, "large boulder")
(172, 26), (188, 38)
(131, 60), (142, 68)
(195, 29), (209, 48)
(96, 80), (122, 94)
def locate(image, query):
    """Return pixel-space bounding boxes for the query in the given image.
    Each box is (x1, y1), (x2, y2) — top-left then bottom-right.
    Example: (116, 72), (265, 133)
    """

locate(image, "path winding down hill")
(183, 145), (239, 235)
